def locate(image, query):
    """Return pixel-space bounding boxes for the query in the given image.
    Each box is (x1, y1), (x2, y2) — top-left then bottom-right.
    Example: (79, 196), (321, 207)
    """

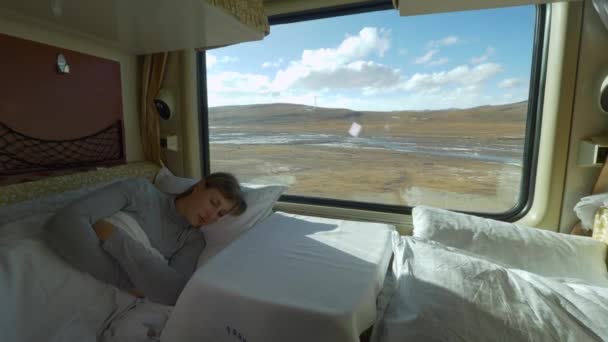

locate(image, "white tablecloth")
(162, 211), (396, 342)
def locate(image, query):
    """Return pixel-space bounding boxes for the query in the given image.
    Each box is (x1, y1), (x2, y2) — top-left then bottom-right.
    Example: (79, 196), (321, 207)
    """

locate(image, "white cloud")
(293, 61), (401, 91)
(206, 27), (517, 111)
(329, 81), (522, 110)
(272, 63), (311, 92)
(206, 53), (217, 68)
(470, 47), (495, 65)
(414, 50), (449, 66)
(427, 35), (461, 49)
(398, 48), (408, 56)
(208, 78), (512, 111)
(402, 63), (503, 92)
(206, 26), (398, 108)
(208, 88), (324, 109)
(205, 53), (237, 69)
(498, 78), (523, 89)
(220, 56), (238, 63)
(270, 27), (393, 92)
(207, 71), (272, 94)
(297, 27), (390, 70)
(262, 58), (284, 68)
(428, 57), (449, 66)
(414, 50), (439, 64)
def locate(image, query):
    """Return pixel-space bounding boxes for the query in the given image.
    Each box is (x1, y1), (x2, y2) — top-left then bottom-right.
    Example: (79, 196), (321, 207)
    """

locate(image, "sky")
(205, 5), (536, 111)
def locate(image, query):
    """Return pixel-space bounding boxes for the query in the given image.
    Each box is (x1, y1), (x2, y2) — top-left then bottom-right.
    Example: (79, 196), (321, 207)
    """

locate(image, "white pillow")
(374, 237), (608, 341)
(153, 167), (286, 267)
(574, 192), (608, 230)
(153, 167), (199, 195)
(412, 205), (608, 287)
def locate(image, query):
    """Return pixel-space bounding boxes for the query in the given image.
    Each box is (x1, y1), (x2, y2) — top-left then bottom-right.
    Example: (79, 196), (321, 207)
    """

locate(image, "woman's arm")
(101, 229), (204, 305)
(55, 178), (151, 225)
(43, 178), (156, 291)
(93, 220), (115, 241)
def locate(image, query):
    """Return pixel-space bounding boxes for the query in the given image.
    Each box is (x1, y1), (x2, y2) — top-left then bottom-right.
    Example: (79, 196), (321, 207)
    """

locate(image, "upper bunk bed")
(0, 0), (269, 54)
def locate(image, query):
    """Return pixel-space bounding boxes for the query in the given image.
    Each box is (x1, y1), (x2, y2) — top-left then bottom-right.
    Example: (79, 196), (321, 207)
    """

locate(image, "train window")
(202, 3), (543, 216)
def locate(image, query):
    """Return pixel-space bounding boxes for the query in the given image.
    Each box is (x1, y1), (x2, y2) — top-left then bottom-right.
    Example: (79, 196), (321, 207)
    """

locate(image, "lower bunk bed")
(5, 164), (608, 342)
(0, 164), (396, 342)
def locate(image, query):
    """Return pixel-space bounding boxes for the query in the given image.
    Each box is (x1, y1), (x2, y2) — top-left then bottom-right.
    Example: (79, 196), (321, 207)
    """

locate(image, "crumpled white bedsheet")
(372, 237), (608, 342)
(0, 183), (138, 342)
(99, 298), (172, 342)
(0, 213), (134, 342)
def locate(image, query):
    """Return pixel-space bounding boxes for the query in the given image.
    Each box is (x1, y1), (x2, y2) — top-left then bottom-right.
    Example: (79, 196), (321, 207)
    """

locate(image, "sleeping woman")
(43, 173), (246, 305)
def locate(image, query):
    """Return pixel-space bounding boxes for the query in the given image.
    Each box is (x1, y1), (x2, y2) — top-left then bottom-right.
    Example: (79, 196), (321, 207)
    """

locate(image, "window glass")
(206, 5), (537, 214)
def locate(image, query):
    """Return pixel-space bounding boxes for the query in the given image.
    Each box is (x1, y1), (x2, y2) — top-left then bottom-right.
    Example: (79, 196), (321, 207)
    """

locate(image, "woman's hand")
(128, 288), (145, 298)
(570, 222), (592, 236)
(93, 219), (115, 241)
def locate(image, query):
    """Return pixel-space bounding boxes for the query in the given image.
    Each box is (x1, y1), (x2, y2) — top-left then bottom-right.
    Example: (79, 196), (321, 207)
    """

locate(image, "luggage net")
(0, 121), (123, 175)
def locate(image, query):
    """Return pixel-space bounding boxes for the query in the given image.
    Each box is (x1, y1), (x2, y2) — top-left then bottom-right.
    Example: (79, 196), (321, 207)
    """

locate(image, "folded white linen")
(574, 192), (608, 230)
(412, 205), (608, 287)
(372, 237), (608, 342)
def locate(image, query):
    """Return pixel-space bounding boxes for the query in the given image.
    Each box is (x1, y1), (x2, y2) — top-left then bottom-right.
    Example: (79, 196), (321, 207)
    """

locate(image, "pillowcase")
(373, 237), (608, 342)
(153, 167), (199, 195)
(153, 167), (286, 267)
(412, 205), (608, 287)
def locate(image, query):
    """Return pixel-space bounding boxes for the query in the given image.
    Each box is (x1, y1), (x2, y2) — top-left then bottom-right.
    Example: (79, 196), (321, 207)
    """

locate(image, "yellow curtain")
(140, 53), (168, 166)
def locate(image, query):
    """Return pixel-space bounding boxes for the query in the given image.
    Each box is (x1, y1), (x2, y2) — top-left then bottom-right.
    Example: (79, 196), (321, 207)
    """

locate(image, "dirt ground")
(210, 144), (522, 213)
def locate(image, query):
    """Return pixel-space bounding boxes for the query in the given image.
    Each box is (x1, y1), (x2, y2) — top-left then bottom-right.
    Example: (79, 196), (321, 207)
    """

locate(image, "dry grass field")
(209, 102), (527, 213)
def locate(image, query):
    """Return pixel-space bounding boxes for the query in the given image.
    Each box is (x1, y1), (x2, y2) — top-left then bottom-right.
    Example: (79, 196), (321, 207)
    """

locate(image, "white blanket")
(0, 184), (141, 342)
(0, 214), (133, 342)
(162, 212), (396, 342)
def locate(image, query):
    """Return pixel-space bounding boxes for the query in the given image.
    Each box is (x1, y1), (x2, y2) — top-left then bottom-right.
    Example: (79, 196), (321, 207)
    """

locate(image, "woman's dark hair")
(178, 172), (247, 216)
(204, 172), (247, 216)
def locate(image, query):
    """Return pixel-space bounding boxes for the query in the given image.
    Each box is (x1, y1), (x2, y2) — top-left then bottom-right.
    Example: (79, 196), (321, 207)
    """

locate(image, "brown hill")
(209, 101), (528, 139)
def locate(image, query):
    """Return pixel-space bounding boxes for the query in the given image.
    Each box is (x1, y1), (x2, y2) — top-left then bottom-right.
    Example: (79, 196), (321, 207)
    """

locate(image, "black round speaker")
(602, 87), (608, 113)
(154, 99), (172, 120)
(593, 0), (608, 33)
(600, 75), (608, 113)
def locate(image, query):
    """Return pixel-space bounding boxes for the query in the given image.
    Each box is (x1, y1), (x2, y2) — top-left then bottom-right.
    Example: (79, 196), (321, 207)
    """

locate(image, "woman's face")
(183, 181), (236, 226)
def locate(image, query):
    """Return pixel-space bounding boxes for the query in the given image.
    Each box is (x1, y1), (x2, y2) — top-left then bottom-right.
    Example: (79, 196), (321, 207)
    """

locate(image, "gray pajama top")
(46, 178), (204, 305)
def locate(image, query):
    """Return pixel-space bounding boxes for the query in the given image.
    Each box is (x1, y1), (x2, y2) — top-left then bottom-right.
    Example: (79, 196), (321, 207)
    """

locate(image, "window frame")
(198, 1), (548, 221)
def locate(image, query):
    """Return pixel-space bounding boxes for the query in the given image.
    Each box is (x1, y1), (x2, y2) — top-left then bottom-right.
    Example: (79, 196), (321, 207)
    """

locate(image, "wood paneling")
(0, 33), (125, 183)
